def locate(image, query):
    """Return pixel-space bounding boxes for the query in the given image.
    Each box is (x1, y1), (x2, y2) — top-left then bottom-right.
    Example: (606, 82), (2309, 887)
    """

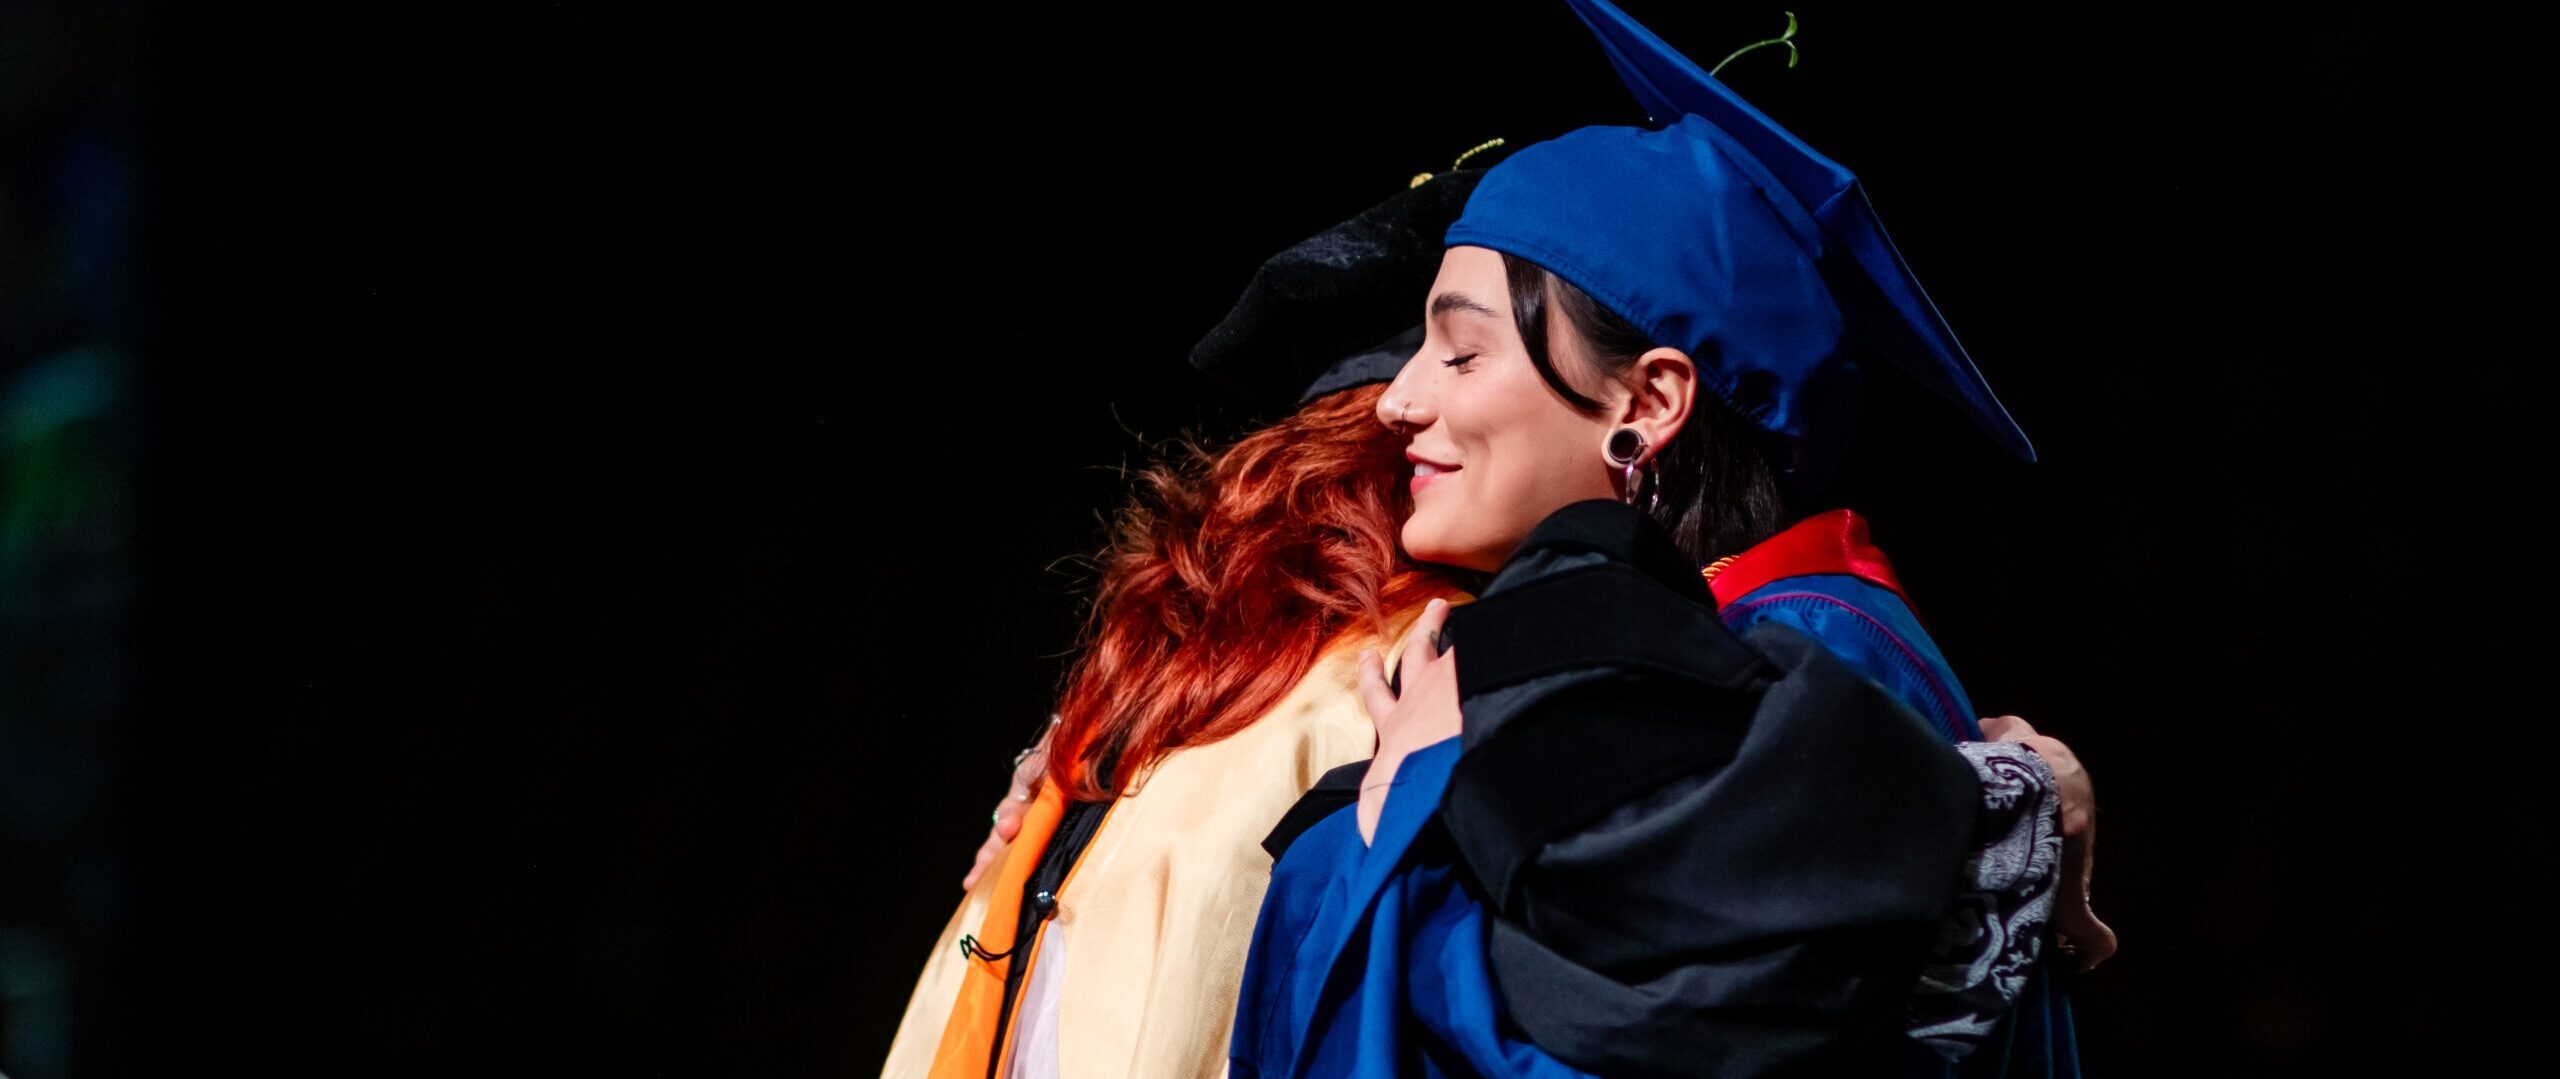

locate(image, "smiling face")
(1378, 246), (1634, 573)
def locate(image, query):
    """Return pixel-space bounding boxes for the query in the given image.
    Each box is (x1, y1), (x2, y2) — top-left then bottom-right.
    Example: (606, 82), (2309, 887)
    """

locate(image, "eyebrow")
(1429, 291), (1503, 321)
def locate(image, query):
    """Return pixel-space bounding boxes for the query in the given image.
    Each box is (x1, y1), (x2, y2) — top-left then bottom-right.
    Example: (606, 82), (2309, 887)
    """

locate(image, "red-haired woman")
(880, 370), (1458, 1078)
(880, 171), (1482, 1079)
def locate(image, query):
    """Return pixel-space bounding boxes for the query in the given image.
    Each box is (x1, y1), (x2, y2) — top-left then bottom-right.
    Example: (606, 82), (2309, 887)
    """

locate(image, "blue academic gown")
(1232, 737), (1590, 1079)
(1234, 524), (2077, 1078)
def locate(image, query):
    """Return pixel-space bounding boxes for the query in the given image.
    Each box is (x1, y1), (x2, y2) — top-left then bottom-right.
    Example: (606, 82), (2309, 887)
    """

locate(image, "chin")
(1400, 521), (1457, 570)
(1401, 518), (1496, 574)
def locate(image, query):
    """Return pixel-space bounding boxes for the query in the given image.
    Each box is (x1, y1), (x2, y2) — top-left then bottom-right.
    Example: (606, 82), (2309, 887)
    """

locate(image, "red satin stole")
(1706, 508), (1912, 608)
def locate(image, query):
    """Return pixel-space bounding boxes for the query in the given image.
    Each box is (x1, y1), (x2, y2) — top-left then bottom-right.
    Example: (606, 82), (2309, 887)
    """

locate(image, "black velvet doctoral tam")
(1189, 170), (1483, 410)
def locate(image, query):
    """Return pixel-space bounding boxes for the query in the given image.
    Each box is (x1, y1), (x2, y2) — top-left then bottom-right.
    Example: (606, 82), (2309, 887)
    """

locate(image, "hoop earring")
(1605, 427), (1648, 506)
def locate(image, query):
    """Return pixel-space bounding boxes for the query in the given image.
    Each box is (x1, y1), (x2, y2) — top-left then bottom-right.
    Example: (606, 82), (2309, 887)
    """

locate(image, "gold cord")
(1412, 138), (1510, 188)
(1449, 138), (1507, 170)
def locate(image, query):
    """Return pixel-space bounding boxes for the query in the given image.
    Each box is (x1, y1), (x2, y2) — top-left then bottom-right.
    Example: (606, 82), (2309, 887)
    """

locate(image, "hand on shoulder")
(961, 716), (1055, 891)
(1352, 598), (1462, 841)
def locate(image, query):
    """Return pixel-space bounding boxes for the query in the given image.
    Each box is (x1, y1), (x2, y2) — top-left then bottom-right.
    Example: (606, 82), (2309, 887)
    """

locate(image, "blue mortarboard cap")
(1448, 0), (2034, 476)
(1449, 119), (1860, 479)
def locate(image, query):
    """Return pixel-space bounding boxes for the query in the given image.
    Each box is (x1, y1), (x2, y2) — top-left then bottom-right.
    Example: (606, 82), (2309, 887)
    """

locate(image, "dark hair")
(1501, 253), (1788, 564)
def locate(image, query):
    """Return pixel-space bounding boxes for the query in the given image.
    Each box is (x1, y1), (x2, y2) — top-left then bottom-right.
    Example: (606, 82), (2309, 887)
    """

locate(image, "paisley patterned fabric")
(1909, 742), (2065, 1060)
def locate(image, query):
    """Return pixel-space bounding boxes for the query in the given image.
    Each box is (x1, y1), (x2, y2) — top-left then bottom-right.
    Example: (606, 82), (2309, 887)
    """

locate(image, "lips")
(1407, 451), (1459, 493)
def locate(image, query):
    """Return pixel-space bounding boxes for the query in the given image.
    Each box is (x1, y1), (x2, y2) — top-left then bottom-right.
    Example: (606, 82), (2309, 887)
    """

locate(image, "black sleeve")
(1441, 569), (1979, 1078)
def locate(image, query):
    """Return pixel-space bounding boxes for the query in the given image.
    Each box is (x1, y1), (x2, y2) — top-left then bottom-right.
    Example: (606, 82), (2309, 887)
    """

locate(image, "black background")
(60, 0), (2556, 1073)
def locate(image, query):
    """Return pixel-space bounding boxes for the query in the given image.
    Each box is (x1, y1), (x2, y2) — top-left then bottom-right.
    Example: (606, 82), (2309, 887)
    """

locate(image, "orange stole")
(925, 783), (1067, 1079)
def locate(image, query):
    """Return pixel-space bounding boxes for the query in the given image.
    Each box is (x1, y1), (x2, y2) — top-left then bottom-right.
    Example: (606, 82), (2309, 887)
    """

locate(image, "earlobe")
(1603, 425), (1655, 509)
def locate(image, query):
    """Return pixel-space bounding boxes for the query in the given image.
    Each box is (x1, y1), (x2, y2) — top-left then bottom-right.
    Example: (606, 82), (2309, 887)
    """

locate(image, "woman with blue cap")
(1231, 2), (2101, 1076)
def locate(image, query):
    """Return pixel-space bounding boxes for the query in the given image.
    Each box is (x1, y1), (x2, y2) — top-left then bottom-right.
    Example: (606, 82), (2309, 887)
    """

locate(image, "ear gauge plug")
(1605, 427), (1650, 505)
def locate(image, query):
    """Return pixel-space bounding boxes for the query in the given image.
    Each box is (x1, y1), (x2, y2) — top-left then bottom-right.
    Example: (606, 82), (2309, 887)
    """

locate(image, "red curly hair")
(1045, 383), (1456, 801)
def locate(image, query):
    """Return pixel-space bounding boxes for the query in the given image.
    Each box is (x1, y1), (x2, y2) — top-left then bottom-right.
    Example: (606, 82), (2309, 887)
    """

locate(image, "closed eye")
(1441, 354), (1477, 370)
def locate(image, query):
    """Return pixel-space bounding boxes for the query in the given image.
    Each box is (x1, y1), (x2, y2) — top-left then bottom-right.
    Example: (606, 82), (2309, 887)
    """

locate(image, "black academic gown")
(1235, 500), (1980, 1078)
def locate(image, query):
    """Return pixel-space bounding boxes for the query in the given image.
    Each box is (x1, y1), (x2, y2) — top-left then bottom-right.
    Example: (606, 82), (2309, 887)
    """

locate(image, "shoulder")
(1126, 647), (1372, 807)
(1100, 616), (1429, 866)
(1445, 502), (1749, 685)
(1721, 572), (1922, 635)
(1721, 574), (1977, 742)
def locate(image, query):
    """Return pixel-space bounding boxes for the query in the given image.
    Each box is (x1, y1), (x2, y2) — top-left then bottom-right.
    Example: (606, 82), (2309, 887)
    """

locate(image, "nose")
(1376, 350), (1440, 432)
